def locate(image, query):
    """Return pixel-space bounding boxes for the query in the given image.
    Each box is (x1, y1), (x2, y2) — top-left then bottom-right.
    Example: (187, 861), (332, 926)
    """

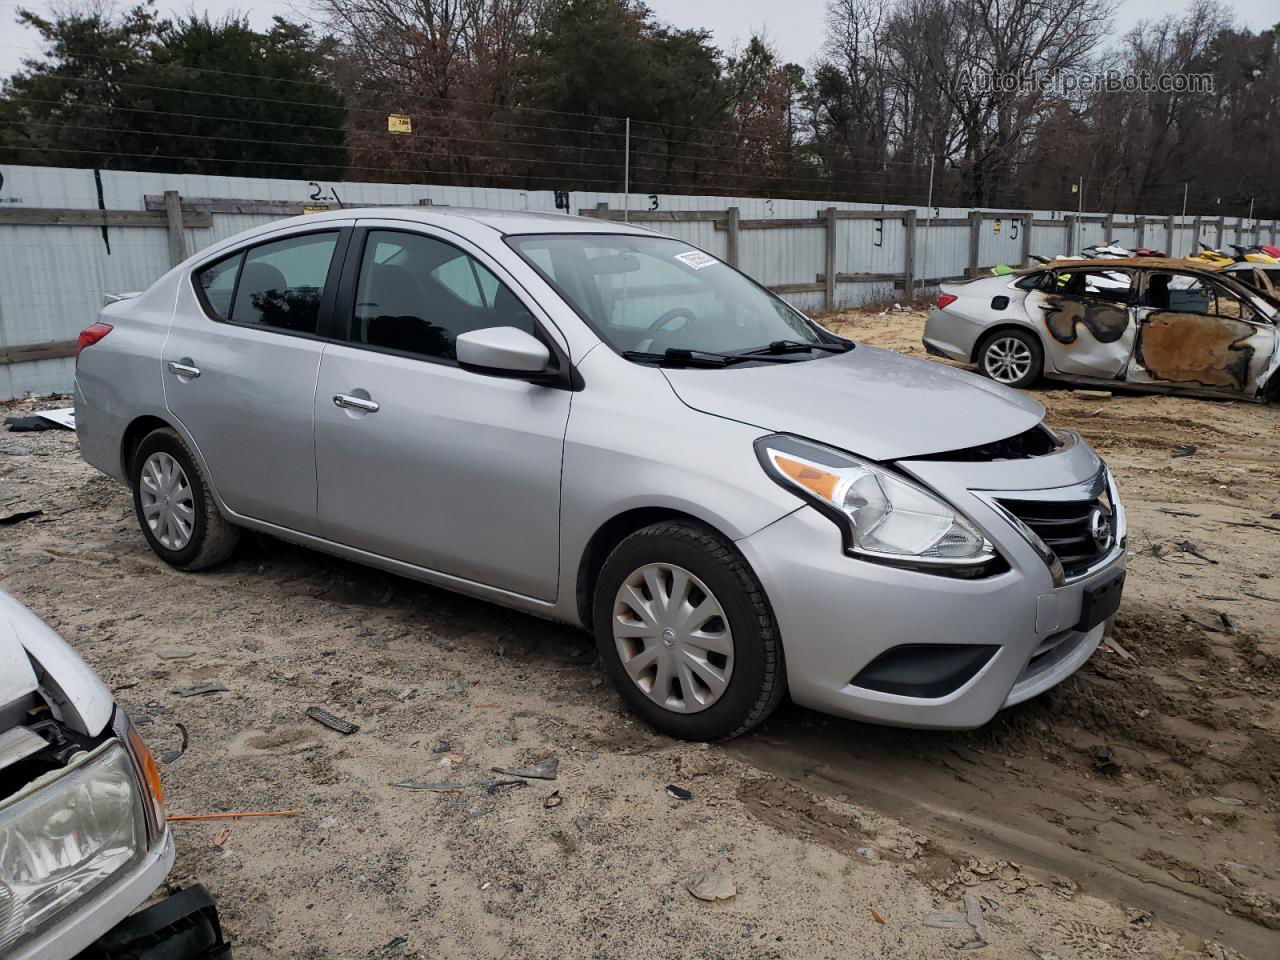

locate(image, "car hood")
(0, 591), (113, 736)
(662, 344), (1045, 461)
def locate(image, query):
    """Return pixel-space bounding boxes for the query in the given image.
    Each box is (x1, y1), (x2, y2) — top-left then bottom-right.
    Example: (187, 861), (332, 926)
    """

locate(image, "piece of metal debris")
(389, 781), (463, 792)
(161, 722), (189, 764)
(170, 683), (228, 698)
(491, 757), (558, 780)
(305, 706), (359, 735)
(666, 784), (693, 800)
(544, 790), (563, 809)
(685, 870), (736, 901)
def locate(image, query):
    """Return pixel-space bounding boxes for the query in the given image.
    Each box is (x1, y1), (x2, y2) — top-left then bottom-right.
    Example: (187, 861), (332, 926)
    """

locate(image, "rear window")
(194, 231), (339, 334)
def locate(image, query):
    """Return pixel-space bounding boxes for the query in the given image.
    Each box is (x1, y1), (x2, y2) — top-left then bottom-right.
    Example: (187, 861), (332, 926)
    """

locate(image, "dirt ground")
(1, 309), (1277, 959)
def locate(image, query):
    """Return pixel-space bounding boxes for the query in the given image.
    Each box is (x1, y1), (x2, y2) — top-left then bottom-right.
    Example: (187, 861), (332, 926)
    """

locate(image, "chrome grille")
(997, 494), (1112, 578)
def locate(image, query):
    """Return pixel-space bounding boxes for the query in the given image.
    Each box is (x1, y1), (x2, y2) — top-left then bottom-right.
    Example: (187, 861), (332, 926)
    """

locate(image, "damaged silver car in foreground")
(77, 208), (1126, 740)
(925, 258), (1279, 400)
(0, 591), (229, 959)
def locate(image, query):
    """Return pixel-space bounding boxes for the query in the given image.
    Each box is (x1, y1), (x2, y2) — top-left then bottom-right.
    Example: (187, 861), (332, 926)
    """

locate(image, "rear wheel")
(978, 329), (1042, 389)
(592, 521), (785, 741)
(131, 428), (239, 570)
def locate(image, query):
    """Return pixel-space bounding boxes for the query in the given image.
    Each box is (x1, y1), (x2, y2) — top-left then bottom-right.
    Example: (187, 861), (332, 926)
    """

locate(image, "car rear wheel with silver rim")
(131, 427), (240, 570)
(593, 520), (785, 741)
(978, 329), (1042, 389)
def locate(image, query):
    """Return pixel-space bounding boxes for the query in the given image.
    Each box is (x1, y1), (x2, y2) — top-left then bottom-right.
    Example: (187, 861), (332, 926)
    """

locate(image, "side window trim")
(189, 226), (351, 341)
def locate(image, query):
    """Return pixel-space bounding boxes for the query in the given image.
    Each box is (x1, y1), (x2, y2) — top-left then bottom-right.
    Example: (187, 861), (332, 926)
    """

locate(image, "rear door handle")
(167, 360), (201, 378)
(333, 393), (380, 413)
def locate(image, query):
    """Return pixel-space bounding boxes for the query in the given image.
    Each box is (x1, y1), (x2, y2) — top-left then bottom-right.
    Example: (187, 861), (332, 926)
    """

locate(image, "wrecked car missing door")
(925, 258), (1280, 400)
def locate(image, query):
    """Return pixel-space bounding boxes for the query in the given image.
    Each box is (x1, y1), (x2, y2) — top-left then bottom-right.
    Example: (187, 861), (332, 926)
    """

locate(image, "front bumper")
(737, 434), (1125, 729)
(10, 828), (175, 960)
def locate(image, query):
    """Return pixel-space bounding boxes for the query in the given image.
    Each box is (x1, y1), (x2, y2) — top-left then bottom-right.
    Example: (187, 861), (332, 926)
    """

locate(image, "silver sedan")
(75, 209), (1126, 739)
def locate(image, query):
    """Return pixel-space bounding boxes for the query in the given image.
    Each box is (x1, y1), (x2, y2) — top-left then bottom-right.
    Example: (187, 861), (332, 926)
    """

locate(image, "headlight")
(0, 742), (146, 954)
(756, 435), (996, 569)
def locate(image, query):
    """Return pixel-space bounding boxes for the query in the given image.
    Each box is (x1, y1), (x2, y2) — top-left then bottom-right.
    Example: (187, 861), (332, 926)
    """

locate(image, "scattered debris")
(1174, 541), (1216, 564)
(389, 781), (463, 792)
(156, 647), (198, 660)
(483, 779), (527, 795)
(963, 894), (988, 945)
(1218, 611), (1235, 633)
(922, 912), (969, 929)
(1090, 746), (1122, 776)
(1158, 506), (1200, 517)
(665, 784), (693, 800)
(1213, 796), (1246, 806)
(431, 740), (453, 754)
(685, 870), (736, 902)
(211, 827), (232, 849)
(1070, 389), (1112, 399)
(1171, 444), (1197, 458)
(1243, 591), (1280, 604)
(870, 908), (885, 924)
(491, 757), (558, 780)
(169, 810), (300, 821)
(1200, 594), (1241, 602)
(544, 790), (562, 809)
(170, 683), (228, 698)
(1102, 636), (1135, 661)
(855, 847), (879, 862)
(161, 722), (189, 764)
(0, 508), (42, 526)
(305, 706), (359, 735)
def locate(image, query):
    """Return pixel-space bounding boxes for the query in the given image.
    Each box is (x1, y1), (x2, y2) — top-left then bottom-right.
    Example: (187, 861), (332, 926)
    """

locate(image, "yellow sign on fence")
(387, 114), (412, 134)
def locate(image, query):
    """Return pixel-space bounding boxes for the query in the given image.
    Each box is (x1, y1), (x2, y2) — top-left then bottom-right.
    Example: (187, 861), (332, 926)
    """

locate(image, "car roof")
(253, 205), (657, 238)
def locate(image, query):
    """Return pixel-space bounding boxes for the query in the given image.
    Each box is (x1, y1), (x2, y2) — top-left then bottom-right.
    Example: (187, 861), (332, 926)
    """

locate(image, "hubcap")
(984, 337), (1034, 384)
(612, 563), (734, 714)
(139, 452), (195, 550)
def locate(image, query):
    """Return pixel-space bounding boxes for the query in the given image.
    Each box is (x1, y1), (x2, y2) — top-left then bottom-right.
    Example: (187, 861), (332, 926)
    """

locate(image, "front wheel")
(978, 329), (1043, 389)
(592, 521), (785, 741)
(131, 428), (240, 570)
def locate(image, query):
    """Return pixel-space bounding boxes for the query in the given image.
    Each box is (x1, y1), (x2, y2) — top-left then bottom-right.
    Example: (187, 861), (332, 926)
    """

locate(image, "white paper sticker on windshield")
(674, 250), (718, 270)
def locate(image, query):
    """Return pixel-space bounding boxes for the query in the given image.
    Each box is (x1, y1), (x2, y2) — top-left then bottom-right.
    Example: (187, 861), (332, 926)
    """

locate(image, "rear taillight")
(936, 293), (957, 309)
(76, 322), (113, 360)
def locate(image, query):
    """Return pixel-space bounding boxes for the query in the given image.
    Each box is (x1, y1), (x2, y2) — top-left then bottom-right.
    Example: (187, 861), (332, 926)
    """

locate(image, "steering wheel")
(643, 307), (698, 337)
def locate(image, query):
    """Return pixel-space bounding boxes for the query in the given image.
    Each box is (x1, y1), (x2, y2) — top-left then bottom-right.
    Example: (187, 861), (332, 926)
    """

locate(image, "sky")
(0, 0), (1277, 79)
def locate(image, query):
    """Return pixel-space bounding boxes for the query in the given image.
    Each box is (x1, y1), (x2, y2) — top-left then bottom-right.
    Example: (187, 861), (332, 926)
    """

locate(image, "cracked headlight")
(757, 435), (996, 569)
(0, 742), (146, 954)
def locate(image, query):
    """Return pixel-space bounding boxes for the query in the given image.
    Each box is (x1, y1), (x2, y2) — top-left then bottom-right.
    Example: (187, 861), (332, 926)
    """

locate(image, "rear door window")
(194, 231), (339, 334)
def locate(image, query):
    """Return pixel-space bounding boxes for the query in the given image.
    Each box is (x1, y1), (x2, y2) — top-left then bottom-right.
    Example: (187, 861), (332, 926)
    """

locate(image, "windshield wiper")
(621, 348), (792, 368)
(738, 339), (852, 356)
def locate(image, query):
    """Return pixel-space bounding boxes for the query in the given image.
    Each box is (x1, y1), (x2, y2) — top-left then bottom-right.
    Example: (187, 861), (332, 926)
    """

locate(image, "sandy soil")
(1, 314), (1276, 959)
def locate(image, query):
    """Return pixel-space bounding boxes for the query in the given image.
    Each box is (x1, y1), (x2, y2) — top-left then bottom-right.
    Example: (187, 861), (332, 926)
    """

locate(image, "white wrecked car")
(0, 590), (228, 958)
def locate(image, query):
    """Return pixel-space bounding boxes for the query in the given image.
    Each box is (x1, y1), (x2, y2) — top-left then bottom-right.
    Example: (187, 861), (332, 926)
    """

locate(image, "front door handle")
(333, 393), (380, 413)
(167, 360), (201, 378)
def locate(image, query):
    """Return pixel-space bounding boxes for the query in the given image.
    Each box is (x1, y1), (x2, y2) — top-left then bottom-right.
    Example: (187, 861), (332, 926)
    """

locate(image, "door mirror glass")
(456, 326), (551, 375)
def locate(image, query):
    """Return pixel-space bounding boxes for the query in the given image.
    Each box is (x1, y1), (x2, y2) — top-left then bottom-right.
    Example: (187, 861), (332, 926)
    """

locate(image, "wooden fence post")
(1166, 215), (1175, 255)
(1103, 213), (1114, 243)
(902, 209), (916, 302)
(1134, 216), (1145, 248)
(823, 207), (837, 311)
(725, 206), (740, 267)
(1020, 212), (1032, 266)
(1191, 215), (1202, 252)
(163, 190), (186, 266)
(966, 210), (982, 277)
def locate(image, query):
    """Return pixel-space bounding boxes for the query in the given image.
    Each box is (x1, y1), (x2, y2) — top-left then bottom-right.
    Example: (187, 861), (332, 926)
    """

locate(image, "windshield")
(507, 234), (827, 357)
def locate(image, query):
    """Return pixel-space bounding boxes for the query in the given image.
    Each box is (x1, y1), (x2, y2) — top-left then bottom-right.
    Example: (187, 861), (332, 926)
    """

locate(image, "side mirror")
(456, 326), (552, 376)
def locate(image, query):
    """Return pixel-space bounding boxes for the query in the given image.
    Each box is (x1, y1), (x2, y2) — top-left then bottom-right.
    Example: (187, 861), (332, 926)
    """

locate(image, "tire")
(130, 428), (239, 570)
(977, 328), (1043, 389)
(592, 521), (785, 741)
